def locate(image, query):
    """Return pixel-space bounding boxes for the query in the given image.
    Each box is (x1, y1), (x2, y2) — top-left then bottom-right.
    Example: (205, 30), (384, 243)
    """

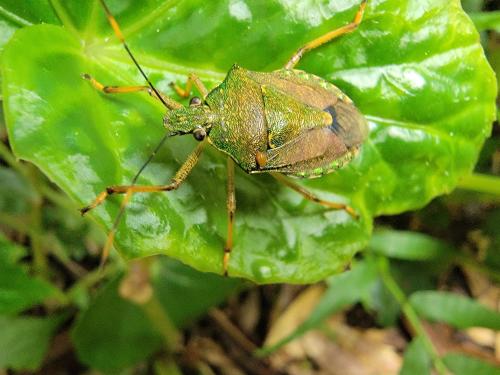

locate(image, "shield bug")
(81, 0), (369, 276)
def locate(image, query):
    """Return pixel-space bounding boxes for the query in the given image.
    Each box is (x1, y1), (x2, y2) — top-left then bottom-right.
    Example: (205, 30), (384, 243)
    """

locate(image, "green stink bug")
(81, 0), (368, 276)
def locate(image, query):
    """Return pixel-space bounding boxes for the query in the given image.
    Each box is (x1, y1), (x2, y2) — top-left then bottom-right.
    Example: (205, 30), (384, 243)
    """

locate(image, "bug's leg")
(223, 157), (236, 276)
(271, 173), (358, 219)
(81, 141), (206, 264)
(285, 0), (367, 69)
(97, 0), (181, 110)
(82, 74), (183, 109)
(81, 141), (205, 214)
(170, 74), (209, 99)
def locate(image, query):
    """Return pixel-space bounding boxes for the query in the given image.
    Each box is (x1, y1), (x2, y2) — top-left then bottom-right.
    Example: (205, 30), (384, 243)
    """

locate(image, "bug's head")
(163, 97), (217, 141)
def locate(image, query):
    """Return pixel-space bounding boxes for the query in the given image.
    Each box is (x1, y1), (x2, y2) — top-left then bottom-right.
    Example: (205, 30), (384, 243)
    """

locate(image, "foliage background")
(0, 0), (499, 373)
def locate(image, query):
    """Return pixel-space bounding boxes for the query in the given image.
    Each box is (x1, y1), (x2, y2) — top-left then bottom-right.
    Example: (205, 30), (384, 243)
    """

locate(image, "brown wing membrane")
(324, 99), (366, 149)
(248, 69), (368, 149)
(258, 127), (350, 176)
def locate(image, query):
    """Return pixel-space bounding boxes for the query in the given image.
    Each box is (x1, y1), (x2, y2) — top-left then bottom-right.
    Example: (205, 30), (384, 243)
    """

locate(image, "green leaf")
(409, 291), (500, 330)
(469, 11), (500, 32)
(369, 230), (454, 261)
(72, 259), (239, 371)
(0, 232), (26, 263)
(1, 0), (497, 283)
(483, 208), (500, 271)
(152, 257), (241, 327)
(366, 277), (400, 326)
(0, 166), (38, 214)
(0, 1), (59, 95)
(71, 276), (163, 372)
(365, 230), (458, 324)
(0, 236), (58, 314)
(400, 337), (432, 375)
(365, 257), (448, 327)
(0, 0), (61, 53)
(0, 314), (63, 371)
(0, 1), (59, 26)
(461, 0), (484, 13)
(442, 353), (500, 375)
(259, 259), (379, 354)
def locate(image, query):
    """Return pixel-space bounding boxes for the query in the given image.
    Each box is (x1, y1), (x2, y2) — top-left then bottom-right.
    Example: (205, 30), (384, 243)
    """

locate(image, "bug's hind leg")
(271, 173), (358, 219)
(81, 141), (206, 265)
(284, 0), (367, 69)
(223, 157), (236, 276)
(170, 73), (209, 99)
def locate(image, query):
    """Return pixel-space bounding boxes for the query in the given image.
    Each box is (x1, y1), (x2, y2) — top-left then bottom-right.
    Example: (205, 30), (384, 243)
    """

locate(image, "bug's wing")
(261, 126), (357, 178)
(249, 69), (368, 149)
(262, 84), (331, 149)
(323, 99), (366, 149)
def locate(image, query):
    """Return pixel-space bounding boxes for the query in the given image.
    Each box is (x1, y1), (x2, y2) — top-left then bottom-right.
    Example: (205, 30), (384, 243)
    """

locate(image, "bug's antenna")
(130, 131), (173, 185)
(98, 0), (171, 109)
(99, 131), (173, 268)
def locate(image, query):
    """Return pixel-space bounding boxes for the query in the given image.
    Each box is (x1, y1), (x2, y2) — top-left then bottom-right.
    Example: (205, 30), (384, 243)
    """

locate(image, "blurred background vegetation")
(0, 0), (499, 374)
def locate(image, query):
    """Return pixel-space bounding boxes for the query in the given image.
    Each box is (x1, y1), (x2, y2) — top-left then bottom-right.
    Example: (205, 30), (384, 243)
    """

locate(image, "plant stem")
(68, 262), (121, 296)
(39, 183), (77, 212)
(49, 0), (78, 35)
(0, 141), (29, 177)
(29, 204), (48, 275)
(0, 154), (50, 277)
(376, 257), (448, 375)
(24, 165), (50, 277)
(457, 173), (500, 196)
(142, 296), (180, 352)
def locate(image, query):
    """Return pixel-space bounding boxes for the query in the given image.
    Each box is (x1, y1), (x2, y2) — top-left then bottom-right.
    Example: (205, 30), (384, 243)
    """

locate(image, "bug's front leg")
(82, 74), (183, 109)
(271, 173), (358, 219)
(223, 157), (236, 276)
(80, 141), (206, 265)
(169, 73), (209, 99)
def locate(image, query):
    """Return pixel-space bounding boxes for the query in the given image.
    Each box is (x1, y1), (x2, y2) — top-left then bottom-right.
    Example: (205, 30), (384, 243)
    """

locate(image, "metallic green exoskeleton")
(165, 65), (367, 178)
(82, 0), (368, 275)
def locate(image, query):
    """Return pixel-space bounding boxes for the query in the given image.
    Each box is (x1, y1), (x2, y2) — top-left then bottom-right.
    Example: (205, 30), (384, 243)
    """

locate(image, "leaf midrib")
(0, 6), (32, 27)
(121, 0), (182, 39)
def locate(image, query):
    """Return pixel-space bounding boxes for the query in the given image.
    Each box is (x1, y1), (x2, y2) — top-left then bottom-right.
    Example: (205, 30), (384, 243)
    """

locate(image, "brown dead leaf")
(269, 285), (306, 328)
(420, 321), (500, 367)
(265, 285), (325, 348)
(462, 263), (500, 360)
(238, 289), (261, 335)
(268, 314), (402, 375)
(119, 259), (153, 304)
(188, 337), (246, 375)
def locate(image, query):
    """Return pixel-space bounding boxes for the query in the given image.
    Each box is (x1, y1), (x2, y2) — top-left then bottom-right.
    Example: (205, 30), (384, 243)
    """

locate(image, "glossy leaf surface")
(1, 0), (496, 283)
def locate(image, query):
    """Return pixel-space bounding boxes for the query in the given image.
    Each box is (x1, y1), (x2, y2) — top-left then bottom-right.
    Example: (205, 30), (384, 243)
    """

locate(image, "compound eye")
(192, 127), (206, 141)
(189, 96), (202, 106)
